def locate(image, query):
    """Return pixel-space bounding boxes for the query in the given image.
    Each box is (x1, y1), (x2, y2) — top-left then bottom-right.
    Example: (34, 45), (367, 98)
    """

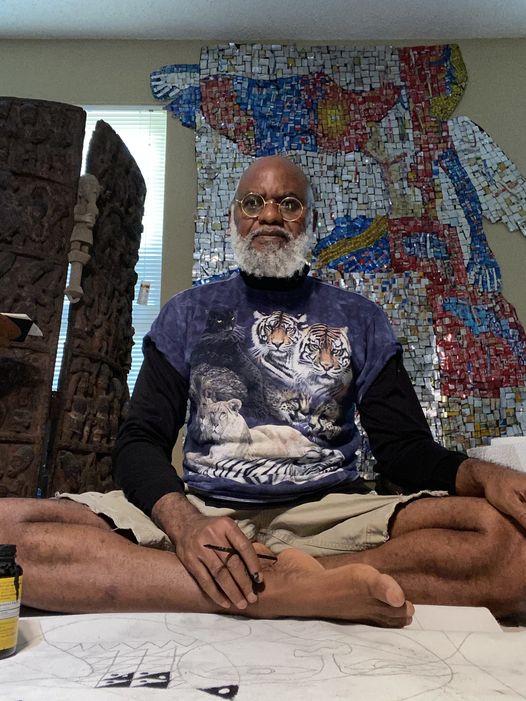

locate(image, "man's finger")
(226, 532), (263, 585)
(219, 550), (259, 604)
(188, 560), (232, 609)
(490, 493), (526, 530)
(206, 551), (253, 609)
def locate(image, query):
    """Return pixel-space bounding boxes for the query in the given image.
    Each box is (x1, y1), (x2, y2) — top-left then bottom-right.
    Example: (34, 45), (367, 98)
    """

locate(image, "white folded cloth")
(467, 437), (526, 472)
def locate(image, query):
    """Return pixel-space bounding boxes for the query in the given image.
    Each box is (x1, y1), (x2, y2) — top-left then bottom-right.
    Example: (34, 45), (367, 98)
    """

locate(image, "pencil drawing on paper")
(0, 613), (524, 699)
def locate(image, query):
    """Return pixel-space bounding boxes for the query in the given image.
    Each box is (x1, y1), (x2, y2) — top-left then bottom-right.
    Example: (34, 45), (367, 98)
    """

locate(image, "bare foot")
(249, 546), (414, 627)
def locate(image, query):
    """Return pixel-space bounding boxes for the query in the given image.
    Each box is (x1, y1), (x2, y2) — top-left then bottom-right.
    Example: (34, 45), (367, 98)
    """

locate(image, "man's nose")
(258, 200), (283, 224)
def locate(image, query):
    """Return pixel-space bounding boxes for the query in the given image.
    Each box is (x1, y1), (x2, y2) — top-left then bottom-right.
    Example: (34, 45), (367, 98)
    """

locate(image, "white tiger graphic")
(251, 310), (306, 381)
(187, 398), (343, 483)
(194, 454), (343, 485)
(294, 323), (353, 397)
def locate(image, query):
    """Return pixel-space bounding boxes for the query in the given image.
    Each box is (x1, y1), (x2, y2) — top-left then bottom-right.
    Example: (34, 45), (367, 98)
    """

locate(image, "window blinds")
(54, 108), (167, 392)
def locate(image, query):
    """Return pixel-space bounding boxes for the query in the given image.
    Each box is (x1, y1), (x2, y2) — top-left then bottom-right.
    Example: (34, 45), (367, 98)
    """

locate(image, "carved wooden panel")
(0, 97), (86, 497)
(47, 121), (146, 495)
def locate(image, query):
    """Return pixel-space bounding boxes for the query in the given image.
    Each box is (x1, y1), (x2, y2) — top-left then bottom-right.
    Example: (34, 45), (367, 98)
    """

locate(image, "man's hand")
(151, 492), (262, 610)
(456, 458), (526, 530)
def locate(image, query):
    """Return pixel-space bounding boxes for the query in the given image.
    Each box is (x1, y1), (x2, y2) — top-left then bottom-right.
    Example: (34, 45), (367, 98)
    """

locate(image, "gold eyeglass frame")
(234, 192), (305, 222)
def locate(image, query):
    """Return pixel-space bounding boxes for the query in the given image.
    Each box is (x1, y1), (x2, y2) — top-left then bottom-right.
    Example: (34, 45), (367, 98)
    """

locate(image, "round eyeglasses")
(234, 192), (305, 222)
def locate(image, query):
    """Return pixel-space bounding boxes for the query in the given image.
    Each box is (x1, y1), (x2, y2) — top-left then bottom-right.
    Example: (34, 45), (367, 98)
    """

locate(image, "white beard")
(228, 220), (313, 279)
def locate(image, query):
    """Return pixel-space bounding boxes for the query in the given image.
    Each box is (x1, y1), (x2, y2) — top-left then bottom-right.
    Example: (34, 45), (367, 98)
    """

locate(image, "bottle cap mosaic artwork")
(151, 43), (526, 464)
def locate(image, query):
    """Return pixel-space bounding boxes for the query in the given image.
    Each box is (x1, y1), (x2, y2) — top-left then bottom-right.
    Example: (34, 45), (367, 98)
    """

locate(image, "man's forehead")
(237, 157), (309, 195)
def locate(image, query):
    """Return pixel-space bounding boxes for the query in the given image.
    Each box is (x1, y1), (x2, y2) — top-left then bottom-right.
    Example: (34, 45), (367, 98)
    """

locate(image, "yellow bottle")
(0, 544), (23, 659)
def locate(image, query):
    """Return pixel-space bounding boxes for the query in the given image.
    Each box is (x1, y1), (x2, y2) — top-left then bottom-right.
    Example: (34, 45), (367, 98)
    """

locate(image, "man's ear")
(227, 202), (235, 234)
(311, 208), (318, 234)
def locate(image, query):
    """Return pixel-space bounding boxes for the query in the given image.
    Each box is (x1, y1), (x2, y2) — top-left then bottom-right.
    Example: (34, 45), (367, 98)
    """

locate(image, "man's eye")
(243, 195), (263, 210)
(281, 197), (302, 213)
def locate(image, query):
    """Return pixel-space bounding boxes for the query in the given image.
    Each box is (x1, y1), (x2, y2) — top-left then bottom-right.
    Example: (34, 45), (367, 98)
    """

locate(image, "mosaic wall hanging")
(151, 44), (526, 458)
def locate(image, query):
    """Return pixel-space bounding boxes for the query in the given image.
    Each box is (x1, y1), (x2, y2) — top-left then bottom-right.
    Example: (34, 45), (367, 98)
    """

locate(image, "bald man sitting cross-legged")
(1, 156), (525, 626)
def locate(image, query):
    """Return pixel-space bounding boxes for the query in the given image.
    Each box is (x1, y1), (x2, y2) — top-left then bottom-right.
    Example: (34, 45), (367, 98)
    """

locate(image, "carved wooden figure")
(0, 97), (85, 497)
(64, 174), (101, 303)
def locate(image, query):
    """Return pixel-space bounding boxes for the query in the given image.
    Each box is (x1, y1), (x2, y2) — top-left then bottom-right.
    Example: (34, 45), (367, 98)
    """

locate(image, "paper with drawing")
(0, 610), (524, 700)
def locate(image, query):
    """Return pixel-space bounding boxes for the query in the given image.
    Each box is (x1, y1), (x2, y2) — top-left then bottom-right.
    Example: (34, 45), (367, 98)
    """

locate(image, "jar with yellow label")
(0, 544), (23, 659)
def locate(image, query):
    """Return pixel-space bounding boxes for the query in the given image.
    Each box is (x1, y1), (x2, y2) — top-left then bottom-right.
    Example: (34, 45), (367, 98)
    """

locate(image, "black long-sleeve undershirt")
(358, 351), (467, 493)
(113, 339), (467, 516)
(113, 337), (187, 515)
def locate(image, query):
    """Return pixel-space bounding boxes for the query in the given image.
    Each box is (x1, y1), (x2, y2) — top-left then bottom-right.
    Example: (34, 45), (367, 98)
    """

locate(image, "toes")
(361, 565), (406, 608)
(378, 573), (407, 608)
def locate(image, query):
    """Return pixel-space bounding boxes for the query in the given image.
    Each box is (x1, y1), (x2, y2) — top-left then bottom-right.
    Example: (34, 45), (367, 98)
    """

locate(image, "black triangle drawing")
(199, 684), (239, 699)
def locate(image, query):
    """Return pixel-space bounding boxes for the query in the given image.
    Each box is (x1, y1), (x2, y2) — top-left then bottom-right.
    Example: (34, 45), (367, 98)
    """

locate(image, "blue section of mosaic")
(165, 87), (200, 129)
(438, 148), (502, 292)
(233, 76), (316, 155)
(313, 216), (391, 272)
(402, 233), (448, 260)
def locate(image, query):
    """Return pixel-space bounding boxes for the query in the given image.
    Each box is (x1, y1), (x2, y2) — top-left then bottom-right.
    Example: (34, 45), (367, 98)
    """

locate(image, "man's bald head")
(235, 156), (314, 207)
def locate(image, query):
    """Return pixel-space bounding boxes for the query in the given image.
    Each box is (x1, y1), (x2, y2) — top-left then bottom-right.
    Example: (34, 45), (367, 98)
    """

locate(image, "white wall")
(1, 38), (525, 323)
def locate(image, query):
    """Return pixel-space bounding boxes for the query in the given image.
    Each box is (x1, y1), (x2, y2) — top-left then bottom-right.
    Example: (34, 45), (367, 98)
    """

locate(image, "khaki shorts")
(57, 489), (444, 557)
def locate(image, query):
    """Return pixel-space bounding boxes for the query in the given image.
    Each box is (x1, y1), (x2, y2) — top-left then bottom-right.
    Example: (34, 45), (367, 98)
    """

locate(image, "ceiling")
(1, 0), (526, 41)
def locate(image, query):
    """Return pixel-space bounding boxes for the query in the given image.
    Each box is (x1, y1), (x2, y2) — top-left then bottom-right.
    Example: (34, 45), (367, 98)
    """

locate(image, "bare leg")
(0, 498), (413, 627)
(318, 496), (526, 617)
